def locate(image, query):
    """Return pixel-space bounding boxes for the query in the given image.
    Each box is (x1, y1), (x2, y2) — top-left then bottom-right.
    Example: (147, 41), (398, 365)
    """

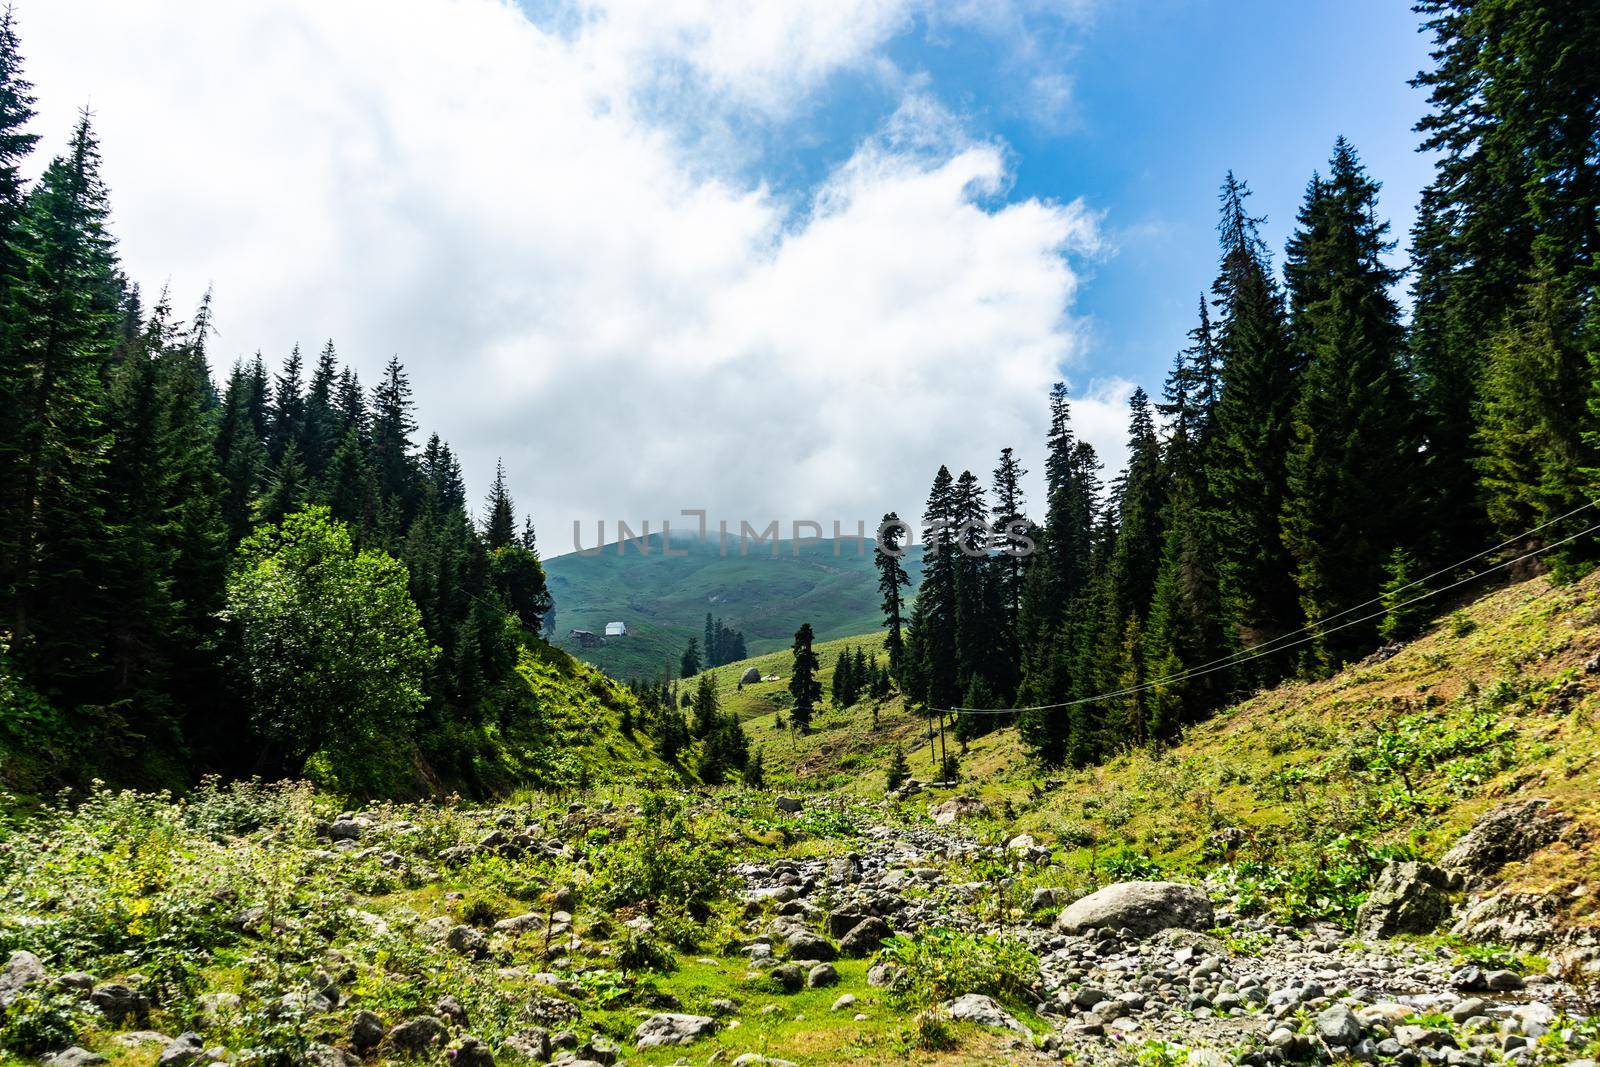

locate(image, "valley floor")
(2, 573), (1599, 1067)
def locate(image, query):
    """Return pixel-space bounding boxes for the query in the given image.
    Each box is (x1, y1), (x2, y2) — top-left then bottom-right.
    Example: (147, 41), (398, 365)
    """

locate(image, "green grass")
(542, 533), (921, 680)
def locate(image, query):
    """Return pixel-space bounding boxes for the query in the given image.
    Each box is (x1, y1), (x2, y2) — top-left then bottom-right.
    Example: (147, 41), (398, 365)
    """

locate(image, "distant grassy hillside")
(698, 570), (1600, 930)
(542, 532), (922, 679)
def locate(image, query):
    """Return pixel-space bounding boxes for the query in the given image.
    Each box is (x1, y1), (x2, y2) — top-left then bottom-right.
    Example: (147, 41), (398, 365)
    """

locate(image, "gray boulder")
(157, 1032), (205, 1067)
(1440, 799), (1570, 877)
(1355, 861), (1457, 938)
(383, 1016), (446, 1058)
(942, 993), (1026, 1032)
(633, 1012), (718, 1049)
(1451, 891), (1561, 947)
(45, 1050), (107, 1067)
(928, 797), (989, 826)
(505, 1028), (551, 1061)
(0, 950), (47, 1007)
(784, 929), (837, 961)
(806, 963), (839, 988)
(89, 983), (149, 1025)
(1315, 1005), (1364, 1049)
(840, 917), (892, 957)
(350, 1010), (386, 1052)
(452, 1037), (495, 1067)
(1053, 881), (1213, 937)
(740, 667), (762, 685)
(775, 796), (804, 813)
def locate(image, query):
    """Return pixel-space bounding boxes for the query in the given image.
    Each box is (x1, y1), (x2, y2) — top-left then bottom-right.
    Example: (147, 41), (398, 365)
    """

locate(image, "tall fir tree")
(874, 511), (911, 682)
(1281, 140), (1416, 669)
(788, 623), (821, 733)
(1207, 173), (1302, 657)
(483, 458), (516, 549)
(1, 112), (120, 693)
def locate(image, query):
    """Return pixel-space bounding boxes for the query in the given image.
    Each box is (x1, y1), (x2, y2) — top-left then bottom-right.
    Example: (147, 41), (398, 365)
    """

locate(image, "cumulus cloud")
(16, 0), (1125, 552)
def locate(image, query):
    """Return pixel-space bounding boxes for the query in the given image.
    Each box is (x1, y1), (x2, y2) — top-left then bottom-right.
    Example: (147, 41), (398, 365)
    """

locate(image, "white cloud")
(15, 0), (1120, 552)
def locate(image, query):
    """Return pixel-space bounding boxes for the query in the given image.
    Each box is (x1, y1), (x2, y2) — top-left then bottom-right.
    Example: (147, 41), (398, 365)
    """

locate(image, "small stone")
(158, 1033), (206, 1067)
(831, 994), (857, 1011)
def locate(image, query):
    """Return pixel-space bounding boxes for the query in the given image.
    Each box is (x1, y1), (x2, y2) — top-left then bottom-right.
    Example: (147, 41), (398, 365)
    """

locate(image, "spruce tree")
(906, 467), (960, 710)
(990, 447), (1030, 676)
(301, 339), (340, 482)
(483, 458), (516, 549)
(1, 113), (119, 690)
(1281, 140), (1415, 669)
(0, 4), (38, 333)
(370, 356), (419, 525)
(874, 511), (911, 680)
(680, 636), (700, 678)
(269, 344), (305, 466)
(1477, 271), (1594, 561)
(788, 622), (821, 733)
(1207, 173), (1301, 655)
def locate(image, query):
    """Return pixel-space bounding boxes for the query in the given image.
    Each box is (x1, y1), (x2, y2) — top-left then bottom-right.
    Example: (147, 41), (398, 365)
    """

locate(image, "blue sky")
(25, 0), (1443, 540)
(691, 0), (1440, 397)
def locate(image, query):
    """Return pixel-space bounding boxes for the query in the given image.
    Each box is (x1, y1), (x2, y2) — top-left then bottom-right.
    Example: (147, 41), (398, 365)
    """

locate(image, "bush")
(0, 988), (95, 1055)
(589, 791), (730, 918)
(878, 927), (1037, 1012)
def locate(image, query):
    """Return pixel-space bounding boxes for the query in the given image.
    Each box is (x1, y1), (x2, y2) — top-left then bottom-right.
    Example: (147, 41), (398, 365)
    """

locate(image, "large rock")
(383, 1016), (446, 1058)
(0, 950), (47, 1007)
(1355, 861), (1458, 939)
(739, 667), (762, 685)
(942, 993), (1026, 1032)
(1053, 881), (1213, 937)
(1315, 1005), (1364, 1049)
(784, 929), (837, 961)
(840, 917), (892, 957)
(633, 1012), (718, 1049)
(157, 1033), (206, 1067)
(928, 797), (989, 826)
(1440, 799), (1571, 877)
(45, 1050), (106, 1067)
(1451, 890), (1561, 947)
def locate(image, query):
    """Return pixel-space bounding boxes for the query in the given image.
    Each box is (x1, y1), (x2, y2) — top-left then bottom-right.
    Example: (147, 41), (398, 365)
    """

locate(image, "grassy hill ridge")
(542, 533), (922, 679)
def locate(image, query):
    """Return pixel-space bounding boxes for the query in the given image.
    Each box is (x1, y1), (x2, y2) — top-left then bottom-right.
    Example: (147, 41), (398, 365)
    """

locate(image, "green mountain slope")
(695, 569), (1600, 930)
(541, 533), (922, 679)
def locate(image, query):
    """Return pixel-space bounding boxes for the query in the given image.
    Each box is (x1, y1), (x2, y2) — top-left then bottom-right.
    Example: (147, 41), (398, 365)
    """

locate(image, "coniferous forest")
(893, 0), (1599, 767)
(0, 9), (557, 794)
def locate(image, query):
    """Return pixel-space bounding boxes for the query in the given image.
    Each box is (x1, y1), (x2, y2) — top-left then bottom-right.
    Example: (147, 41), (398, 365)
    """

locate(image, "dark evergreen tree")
(483, 458), (516, 549)
(369, 355), (419, 524)
(300, 339), (339, 481)
(874, 511), (911, 680)
(680, 636), (701, 678)
(268, 344), (304, 466)
(1207, 173), (1302, 655)
(1409, 0), (1600, 560)
(788, 622), (821, 733)
(1, 112), (119, 693)
(1281, 140), (1416, 669)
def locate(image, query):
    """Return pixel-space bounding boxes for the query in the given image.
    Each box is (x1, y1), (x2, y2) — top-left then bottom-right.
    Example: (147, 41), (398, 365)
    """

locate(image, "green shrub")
(878, 927), (1037, 1012)
(590, 791), (730, 917)
(0, 988), (95, 1055)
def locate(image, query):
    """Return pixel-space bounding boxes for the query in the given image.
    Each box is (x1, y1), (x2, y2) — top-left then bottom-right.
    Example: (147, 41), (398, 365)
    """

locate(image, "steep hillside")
(0, 639), (678, 808)
(705, 570), (1600, 930)
(542, 532), (921, 679)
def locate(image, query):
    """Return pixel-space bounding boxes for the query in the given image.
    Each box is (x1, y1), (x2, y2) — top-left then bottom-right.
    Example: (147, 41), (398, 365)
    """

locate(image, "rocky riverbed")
(0, 785), (1595, 1067)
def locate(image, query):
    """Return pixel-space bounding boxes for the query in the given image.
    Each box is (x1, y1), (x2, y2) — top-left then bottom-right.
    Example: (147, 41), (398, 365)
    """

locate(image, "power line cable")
(930, 516), (1600, 717)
